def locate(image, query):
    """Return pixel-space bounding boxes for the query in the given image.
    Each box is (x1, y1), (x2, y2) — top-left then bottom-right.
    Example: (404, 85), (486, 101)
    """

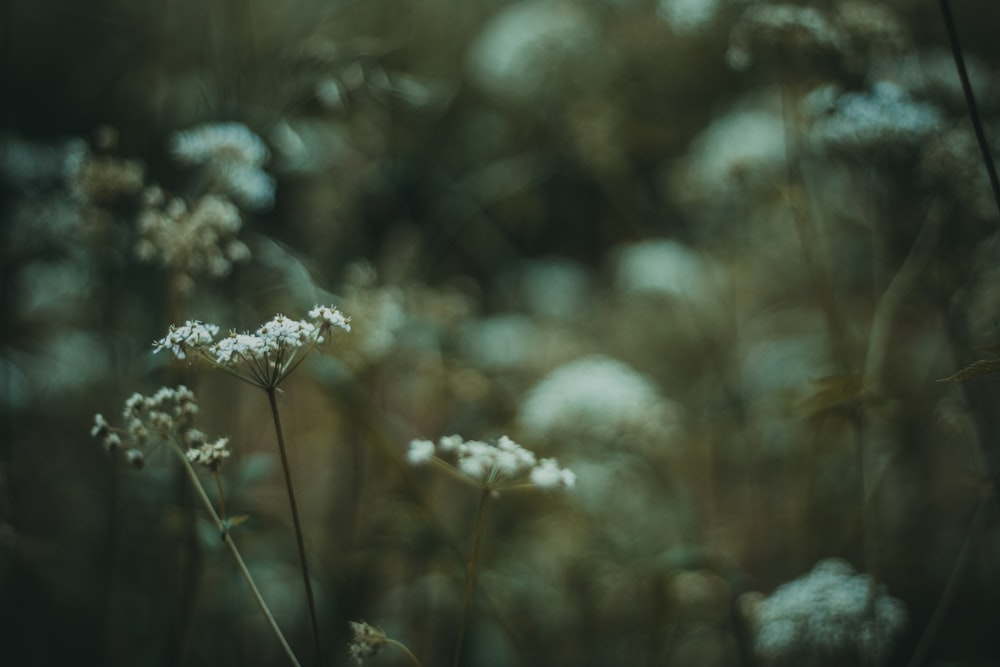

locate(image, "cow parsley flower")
(153, 306), (350, 388)
(407, 434), (575, 492)
(89, 385), (230, 470)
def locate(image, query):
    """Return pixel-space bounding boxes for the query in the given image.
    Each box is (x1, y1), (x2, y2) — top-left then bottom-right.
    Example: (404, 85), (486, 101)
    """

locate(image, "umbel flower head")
(153, 305), (351, 389)
(90, 385), (230, 471)
(407, 434), (576, 493)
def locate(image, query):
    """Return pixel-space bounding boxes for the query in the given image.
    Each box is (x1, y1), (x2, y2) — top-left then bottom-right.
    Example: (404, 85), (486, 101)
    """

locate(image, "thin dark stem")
(939, 0), (1000, 218)
(266, 386), (324, 667)
(452, 488), (491, 667)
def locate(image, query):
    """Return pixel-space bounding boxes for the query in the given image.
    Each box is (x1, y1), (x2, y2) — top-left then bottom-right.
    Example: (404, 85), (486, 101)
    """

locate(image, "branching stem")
(170, 440), (303, 667)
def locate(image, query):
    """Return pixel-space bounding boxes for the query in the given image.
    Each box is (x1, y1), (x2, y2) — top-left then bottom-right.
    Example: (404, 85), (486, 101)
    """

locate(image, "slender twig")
(452, 487), (491, 667)
(171, 440), (303, 667)
(266, 386), (325, 667)
(939, 0), (1000, 219)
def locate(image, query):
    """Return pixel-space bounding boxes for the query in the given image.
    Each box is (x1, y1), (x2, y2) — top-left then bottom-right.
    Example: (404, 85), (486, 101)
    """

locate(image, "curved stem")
(452, 487), (491, 667)
(170, 441), (303, 667)
(266, 386), (325, 667)
(387, 638), (424, 667)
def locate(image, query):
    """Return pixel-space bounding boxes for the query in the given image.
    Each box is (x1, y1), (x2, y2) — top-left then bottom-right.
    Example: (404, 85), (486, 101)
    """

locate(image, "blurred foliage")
(3, 0), (1000, 666)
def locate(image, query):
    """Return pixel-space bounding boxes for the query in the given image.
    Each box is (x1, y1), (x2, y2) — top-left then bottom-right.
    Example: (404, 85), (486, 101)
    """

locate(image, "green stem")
(387, 638), (424, 667)
(171, 441), (303, 667)
(266, 386), (325, 667)
(452, 487), (491, 667)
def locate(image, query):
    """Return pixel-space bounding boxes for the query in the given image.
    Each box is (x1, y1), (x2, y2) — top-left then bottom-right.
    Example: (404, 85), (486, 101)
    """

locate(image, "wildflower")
(153, 320), (220, 360)
(748, 559), (907, 663)
(90, 386), (229, 471)
(407, 434), (575, 492)
(153, 306), (350, 388)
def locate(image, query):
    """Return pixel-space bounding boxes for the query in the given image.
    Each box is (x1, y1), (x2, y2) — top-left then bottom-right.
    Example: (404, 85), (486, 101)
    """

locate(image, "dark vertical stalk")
(939, 0), (1000, 218)
(452, 488), (491, 667)
(267, 387), (324, 667)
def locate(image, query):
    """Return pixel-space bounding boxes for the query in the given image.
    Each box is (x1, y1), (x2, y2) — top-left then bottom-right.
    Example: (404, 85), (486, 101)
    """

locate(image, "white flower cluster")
(90, 385), (230, 471)
(153, 307), (351, 387)
(808, 82), (945, 153)
(186, 436), (231, 471)
(135, 191), (250, 293)
(407, 434), (575, 491)
(752, 559), (907, 662)
(169, 122), (275, 211)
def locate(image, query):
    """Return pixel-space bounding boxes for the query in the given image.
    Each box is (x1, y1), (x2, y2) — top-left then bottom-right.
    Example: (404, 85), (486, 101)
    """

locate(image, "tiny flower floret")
(154, 320), (220, 359)
(186, 437), (232, 470)
(310, 305), (352, 332)
(407, 434), (575, 491)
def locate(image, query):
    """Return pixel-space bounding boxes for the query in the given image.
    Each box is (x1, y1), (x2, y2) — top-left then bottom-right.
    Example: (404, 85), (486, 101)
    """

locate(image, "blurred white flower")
(808, 82), (945, 152)
(169, 122), (275, 211)
(750, 559), (907, 662)
(407, 434), (575, 491)
(613, 239), (721, 303)
(170, 122), (269, 167)
(520, 355), (681, 446)
(657, 0), (721, 35)
(467, 0), (602, 105)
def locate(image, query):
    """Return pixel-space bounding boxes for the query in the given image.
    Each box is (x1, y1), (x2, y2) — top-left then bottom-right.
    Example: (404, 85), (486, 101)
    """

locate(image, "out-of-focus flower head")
(407, 434), (576, 492)
(169, 122), (275, 211)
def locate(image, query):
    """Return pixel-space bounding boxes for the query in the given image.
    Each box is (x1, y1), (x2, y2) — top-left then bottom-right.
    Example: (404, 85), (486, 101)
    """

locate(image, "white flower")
(519, 355), (679, 446)
(186, 437), (231, 470)
(211, 333), (270, 364)
(407, 439), (435, 464)
(530, 458), (576, 489)
(91, 413), (109, 438)
(170, 122), (269, 167)
(409, 434), (574, 491)
(753, 559), (907, 661)
(310, 305), (352, 332)
(154, 320), (220, 359)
